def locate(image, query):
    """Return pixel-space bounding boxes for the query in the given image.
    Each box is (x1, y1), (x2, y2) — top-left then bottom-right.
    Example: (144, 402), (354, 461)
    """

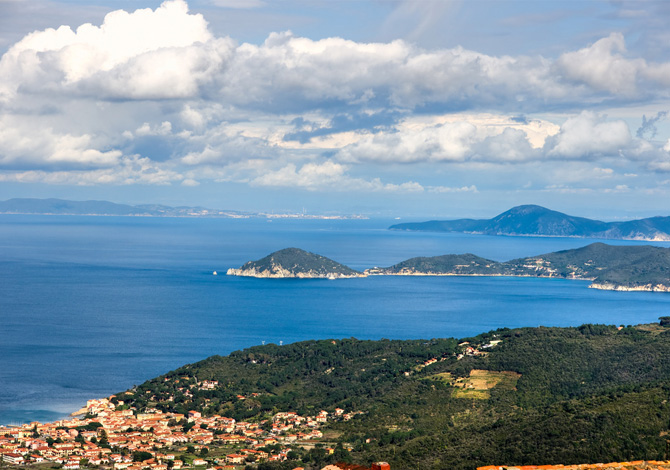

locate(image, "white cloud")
(544, 111), (632, 159)
(556, 32), (670, 96)
(334, 115), (549, 164)
(181, 178), (200, 186)
(0, 0), (234, 101)
(3, 4), (670, 111)
(556, 33), (642, 95)
(0, 156), (183, 185)
(252, 161), (347, 189)
(0, 116), (122, 167)
(135, 121), (173, 137)
(250, 161), (425, 193)
(2, 1), (670, 198)
(336, 121), (478, 163)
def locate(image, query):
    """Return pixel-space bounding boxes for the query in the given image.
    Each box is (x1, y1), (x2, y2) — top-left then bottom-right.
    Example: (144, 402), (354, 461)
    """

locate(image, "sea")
(2, 214), (670, 426)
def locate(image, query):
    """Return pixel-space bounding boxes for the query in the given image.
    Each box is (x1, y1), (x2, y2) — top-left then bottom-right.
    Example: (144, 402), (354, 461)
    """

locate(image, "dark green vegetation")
(366, 253), (500, 276)
(233, 243), (670, 289)
(390, 204), (670, 241)
(228, 247), (362, 277)
(121, 322), (670, 470)
(372, 242), (670, 290)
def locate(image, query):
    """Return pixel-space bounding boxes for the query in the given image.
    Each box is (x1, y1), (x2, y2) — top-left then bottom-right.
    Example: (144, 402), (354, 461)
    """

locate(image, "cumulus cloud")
(134, 121), (173, 137)
(250, 160), (425, 193)
(555, 32), (670, 97)
(336, 121), (477, 164)
(334, 115), (546, 164)
(2, 1), (670, 196)
(0, 116), (122, 168)
(6, 5), (670, 111)
(555, 33), (642, 95)
(330, 111), (650, 167)
(0, 0), (234, 101)
(544, 111), (631, 159)
(0, 155), (183, 185)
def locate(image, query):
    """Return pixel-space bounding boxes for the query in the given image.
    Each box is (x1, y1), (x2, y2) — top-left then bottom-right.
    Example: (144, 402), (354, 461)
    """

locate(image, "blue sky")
(1, 0), (670, 218)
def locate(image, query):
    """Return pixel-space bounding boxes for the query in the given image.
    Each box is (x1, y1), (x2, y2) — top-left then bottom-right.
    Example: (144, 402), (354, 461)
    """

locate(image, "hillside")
(227, 248), (364, 278)
(365, 243), (670, 291)
(365, 253), (500, 276)
(119, 322), (670, 470)
(231, 244), (670, 290)
(390, 205), (670, 241)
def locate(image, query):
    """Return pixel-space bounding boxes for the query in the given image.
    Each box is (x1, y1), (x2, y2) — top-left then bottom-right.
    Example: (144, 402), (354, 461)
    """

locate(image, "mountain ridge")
(390, 205), (670, 241)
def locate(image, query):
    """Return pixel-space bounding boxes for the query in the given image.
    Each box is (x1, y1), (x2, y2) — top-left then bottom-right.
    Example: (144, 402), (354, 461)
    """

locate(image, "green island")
(226, 248), (364, 279)
(227, 243), (670, 292)
(115, 320), (670, 470)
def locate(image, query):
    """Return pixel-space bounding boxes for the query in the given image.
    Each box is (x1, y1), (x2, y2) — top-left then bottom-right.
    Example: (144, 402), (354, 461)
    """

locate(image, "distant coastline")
(390, 204), (670, 242)
(0, 198), (368, 220)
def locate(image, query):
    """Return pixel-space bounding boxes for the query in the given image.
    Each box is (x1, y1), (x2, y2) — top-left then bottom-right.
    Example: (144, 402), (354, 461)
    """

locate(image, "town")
(0, 394), (365, 470)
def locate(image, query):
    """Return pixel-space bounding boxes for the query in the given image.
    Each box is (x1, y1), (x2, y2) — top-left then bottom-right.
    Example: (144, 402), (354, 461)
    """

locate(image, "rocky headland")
(226, 247), (366, 279)
(228, 243), (670, 292)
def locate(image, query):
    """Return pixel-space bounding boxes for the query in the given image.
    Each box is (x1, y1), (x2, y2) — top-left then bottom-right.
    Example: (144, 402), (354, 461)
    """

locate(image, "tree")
(132, 452), (152, 462)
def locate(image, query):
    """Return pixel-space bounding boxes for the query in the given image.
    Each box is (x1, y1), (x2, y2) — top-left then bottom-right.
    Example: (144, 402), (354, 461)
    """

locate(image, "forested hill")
(369, 242), (670, 292)
(390, 205), (670, 241)
(229, 244), (670, 290)
(120, 320), (670, 470)
(226, 247), (364, 278)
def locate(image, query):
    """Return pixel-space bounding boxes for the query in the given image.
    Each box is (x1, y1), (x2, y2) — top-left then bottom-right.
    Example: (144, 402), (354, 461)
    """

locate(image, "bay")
(2, 214), (670, 426)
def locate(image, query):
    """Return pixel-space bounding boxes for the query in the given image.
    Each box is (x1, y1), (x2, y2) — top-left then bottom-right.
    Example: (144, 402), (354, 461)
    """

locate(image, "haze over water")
(2, 215), (670, 426)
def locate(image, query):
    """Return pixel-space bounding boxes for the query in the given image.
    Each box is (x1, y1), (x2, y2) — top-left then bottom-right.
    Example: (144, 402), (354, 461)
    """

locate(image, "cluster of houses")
(0, 397), (360, 469)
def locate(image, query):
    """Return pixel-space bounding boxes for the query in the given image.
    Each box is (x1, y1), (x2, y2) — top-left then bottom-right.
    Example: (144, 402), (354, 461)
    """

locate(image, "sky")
(1, 0), (670, 218)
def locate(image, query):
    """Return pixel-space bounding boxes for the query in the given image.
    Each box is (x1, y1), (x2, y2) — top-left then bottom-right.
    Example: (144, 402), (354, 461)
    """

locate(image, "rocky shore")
(226, 266), (366, 279)
(589, 282), (670, 292)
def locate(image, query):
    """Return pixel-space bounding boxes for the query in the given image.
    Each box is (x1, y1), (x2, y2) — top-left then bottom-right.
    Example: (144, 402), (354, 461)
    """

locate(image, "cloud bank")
(0, 0), (669, 198)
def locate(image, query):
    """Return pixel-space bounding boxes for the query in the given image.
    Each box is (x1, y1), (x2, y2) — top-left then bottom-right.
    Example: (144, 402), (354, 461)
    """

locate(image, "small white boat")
(213, 271), (217, 275)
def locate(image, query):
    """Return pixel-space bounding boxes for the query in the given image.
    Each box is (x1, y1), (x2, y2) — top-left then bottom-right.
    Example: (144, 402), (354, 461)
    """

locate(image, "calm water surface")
(2, 215), (670, 425)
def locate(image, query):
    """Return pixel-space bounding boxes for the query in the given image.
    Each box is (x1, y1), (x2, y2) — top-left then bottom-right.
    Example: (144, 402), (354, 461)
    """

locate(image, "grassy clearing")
(451, 369), (521, 399)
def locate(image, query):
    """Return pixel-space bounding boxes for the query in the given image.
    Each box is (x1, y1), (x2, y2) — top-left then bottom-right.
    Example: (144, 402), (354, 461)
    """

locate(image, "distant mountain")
(367, 242), (670, 292)
(227, 248), (364, 279)
(0, 198), (366, 219)
(0, 197), (250, 218)
(390, 205), (670, 241)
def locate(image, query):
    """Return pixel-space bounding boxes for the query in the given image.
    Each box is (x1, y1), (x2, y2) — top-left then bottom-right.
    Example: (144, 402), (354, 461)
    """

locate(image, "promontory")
(228, 243), (670, 292)
(226, 247), (365, 279)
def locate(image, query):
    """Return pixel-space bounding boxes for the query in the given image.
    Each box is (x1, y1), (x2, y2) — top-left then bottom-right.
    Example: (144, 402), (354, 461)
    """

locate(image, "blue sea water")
(2, 214), (670, 426)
